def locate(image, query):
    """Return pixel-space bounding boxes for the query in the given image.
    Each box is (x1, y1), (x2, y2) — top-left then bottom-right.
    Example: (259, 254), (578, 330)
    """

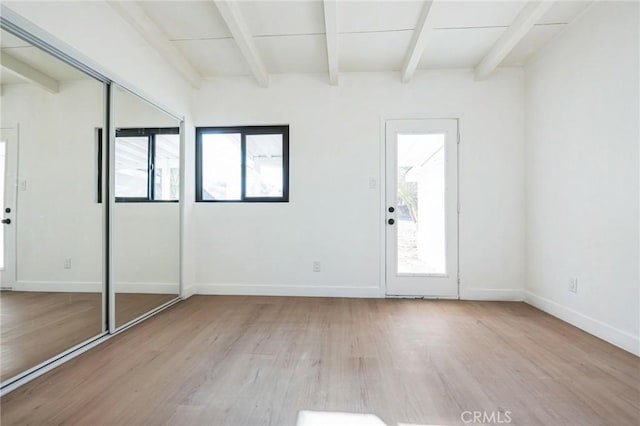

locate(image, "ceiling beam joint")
(108, 1), (202, 89)
(213, 0), (269, 88)
(323, 0), (338, 85)
(1, 51), (59, 93)
(475, 1), (555, 80)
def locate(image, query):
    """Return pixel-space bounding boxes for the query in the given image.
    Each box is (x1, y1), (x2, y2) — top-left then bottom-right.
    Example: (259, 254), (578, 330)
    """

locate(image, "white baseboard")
(459, 288), (524, 301)
(524, 291), (640, 356)
(14, 281), (179, 295)
(14, 281), (101, 293)
(115, 282), (179, 294)
(194, 283), (383, 298)
(182, 285), (196, 299)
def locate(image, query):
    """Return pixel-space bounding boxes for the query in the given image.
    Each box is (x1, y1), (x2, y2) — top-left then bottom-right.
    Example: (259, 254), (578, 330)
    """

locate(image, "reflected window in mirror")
(115, 128), (179, 202)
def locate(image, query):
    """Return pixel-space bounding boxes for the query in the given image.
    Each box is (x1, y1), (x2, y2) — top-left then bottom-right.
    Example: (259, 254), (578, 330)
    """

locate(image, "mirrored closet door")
(111, 85), (180, 330)
(0, 28), (107, 383)
(0, 17), (183, 391)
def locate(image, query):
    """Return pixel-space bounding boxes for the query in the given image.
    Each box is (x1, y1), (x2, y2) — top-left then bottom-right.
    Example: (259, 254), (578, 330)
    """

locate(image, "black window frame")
(195, 125), (289, 203)
(115, 127), (180, 203)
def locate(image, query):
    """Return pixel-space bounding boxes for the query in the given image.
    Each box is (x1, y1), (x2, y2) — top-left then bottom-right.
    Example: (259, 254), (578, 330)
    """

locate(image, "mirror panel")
(112, 85), (180, 328)
(0, 28), (106, 382)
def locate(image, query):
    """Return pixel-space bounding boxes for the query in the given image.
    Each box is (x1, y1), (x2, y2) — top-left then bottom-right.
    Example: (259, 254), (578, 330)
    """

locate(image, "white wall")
(191, 70), (525, 298)
(524, 1), (640, 354)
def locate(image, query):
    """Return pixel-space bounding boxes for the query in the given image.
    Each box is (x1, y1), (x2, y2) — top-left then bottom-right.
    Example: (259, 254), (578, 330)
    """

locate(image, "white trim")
(115, 282), (180, 294)
(524, 291), (640, 356)
(182, 285), (197, 299)
(13, 281), (179, 294)
(194, 283), (383, 298)
(459, 288), (524, 301)
(14, 281), (101, 293)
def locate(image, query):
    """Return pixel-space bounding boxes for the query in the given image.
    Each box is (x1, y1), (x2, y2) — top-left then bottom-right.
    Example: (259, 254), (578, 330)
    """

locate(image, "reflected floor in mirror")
(0, 291), (176, 382)
(0, 291), (102, 382)
(114, 293), (177, 328)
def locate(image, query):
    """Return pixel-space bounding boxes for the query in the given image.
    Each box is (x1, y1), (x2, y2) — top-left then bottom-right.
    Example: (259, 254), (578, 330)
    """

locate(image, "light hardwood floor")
(0, 291), (177, 382)
(1, 296), (638, 425)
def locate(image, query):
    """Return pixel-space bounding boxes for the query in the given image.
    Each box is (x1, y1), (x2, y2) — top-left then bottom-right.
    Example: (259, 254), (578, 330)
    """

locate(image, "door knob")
(388, 218), (395, 225)
(2, 218), (11, 225)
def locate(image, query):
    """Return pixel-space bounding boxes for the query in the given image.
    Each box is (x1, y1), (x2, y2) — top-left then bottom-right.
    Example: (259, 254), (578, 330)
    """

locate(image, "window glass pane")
(246, 134), (283, 198)
(154, 134), (180, 200)
(201, 133), (241, 200)
(396, 133), (446, 274)
(115, 136), (148, 198)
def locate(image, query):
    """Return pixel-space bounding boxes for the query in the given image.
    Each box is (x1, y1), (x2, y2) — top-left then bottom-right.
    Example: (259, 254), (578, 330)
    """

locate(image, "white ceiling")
(1, 1), (592, 88)
(136, 0), (590, 79)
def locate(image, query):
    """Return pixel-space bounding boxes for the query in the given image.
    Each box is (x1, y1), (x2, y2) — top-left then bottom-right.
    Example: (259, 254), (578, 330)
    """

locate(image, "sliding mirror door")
(0, 28), (106, 383)
(112, 85), (180, 329)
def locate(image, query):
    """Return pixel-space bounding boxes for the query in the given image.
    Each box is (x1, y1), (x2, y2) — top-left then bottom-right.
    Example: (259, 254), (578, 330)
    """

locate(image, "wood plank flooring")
(1, 296), (638, 425)
(0, 291), (177, 382)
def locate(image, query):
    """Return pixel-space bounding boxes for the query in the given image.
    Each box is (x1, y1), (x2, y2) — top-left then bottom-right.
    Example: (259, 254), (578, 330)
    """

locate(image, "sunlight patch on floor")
(297, 410), (434, 426)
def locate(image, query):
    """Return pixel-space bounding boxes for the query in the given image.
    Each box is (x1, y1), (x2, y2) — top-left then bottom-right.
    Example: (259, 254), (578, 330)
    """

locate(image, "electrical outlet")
(368, 177), (377, 189)
(19, 180), (27, 191)
(313, 261), (321, 272)
(569, 277), (578, 293)
(64, 258), (72, 269)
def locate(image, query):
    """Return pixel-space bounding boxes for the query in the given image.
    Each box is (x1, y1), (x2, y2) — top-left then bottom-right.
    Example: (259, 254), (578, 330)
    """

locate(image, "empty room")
(0, 0), (638, 425)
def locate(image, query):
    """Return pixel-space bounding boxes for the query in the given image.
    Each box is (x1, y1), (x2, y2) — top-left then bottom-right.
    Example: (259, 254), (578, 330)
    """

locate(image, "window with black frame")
(115, 127), (180, 202)
(196, 125), (289, 202)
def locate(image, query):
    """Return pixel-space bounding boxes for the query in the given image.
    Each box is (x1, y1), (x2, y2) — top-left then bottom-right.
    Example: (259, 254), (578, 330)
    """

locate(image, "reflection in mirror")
(0, 29), (105, 382)
(112, 85), (180, 328)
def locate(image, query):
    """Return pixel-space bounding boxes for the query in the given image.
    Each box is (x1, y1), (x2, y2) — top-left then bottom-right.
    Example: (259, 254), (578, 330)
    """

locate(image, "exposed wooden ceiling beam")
(1, 51), (59, 93)
(213, 0), (269, 88)
(107, 1), (202, 89)
(475, 1), (555, 80)
(323, 0), (338, 85)
(401, 0), (436, 84)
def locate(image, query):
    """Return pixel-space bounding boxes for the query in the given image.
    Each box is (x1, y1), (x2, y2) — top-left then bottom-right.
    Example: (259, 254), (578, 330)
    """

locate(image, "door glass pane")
(246, 134), (283, 198)
(154, 134), (180, 201)
(201, 133), (241, 200)
(396, 133), (446, 274)
(0, 141), (5, 269)
(115, 136), (149, 198)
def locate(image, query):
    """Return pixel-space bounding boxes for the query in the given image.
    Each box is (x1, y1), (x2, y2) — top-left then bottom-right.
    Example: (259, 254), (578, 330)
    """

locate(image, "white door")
(385, 119), (458, 297)
(0, 129), (18, 288)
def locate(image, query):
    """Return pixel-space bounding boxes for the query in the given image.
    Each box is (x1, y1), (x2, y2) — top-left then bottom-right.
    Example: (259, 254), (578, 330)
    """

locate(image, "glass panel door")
(385, 119), (458, 297)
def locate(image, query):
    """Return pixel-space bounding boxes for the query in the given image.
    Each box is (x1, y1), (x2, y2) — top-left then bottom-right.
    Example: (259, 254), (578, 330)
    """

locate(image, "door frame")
(379, 114), (462, 298)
